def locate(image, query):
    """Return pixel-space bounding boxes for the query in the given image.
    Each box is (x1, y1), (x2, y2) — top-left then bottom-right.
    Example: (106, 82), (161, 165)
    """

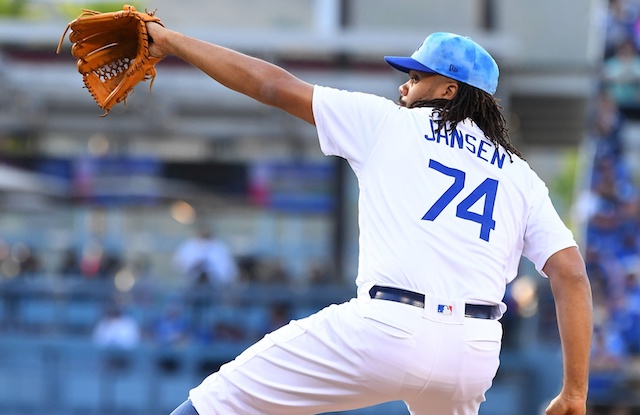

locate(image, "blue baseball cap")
(384, 32), (499, 95)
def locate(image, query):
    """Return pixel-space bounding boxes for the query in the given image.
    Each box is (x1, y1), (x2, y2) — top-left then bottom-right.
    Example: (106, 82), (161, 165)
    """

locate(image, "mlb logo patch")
(437, 304), (453, 315)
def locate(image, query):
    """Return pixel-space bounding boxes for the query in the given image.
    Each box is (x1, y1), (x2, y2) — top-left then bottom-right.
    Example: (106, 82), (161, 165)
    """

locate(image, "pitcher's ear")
(442, 81), (458, 100)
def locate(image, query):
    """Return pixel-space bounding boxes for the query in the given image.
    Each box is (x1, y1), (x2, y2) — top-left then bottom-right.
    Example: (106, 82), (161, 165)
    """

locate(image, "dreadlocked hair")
(410, 82), (524, 161)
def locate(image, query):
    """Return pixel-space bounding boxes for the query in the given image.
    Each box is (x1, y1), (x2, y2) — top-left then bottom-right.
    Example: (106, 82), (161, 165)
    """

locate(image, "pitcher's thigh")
(191, 301), (404, 414)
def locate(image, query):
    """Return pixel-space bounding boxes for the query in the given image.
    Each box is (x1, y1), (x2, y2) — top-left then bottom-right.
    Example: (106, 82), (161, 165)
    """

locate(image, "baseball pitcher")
(143, 23), (592, 415)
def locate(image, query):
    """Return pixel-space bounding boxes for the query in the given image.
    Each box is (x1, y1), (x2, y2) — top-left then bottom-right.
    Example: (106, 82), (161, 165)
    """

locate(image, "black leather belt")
(369, 285), (500, 320)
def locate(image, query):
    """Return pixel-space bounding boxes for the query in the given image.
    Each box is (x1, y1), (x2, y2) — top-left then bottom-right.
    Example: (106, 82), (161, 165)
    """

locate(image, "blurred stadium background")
(0, 0), (638, 414)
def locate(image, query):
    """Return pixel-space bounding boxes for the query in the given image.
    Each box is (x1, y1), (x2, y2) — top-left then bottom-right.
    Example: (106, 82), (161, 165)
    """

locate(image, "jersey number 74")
(422, 159), (498, 242)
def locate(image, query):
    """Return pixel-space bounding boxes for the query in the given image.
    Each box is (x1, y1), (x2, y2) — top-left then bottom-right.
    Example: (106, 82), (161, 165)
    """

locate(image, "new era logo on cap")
(384, 32), (499, 95)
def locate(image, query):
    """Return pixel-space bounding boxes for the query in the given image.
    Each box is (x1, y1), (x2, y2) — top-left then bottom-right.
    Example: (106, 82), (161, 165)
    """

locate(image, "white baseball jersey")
(313, 85), (577, 313)
(187, 86), (578, 415)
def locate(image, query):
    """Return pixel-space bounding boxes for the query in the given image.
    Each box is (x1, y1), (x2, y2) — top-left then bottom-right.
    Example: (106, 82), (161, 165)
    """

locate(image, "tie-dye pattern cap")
(384, 32), (499, 95)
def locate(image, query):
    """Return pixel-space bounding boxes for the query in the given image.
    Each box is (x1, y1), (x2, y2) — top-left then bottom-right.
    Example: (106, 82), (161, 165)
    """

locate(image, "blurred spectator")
(592, 153), (634, 205)
(18, 246), (41, 276)
(593, 90), (624, 158)
(602, 38), (640, 118)
(93, 302), (141, 380)
(585, 246), (613, 298)
(212, 320), (246, 342)
(253, 257), (290, 284)
(603, 0), (637, 58)
(589, 326), (630, 411)
(197, 318), (247, 344)
(92, 303), (141, 350)
(237, 254), (259, 283)
(620, 271), (640, 353)
(152, 303), (191, 346)
(624, 270), (640, 309)
(305, 259), (338, 285)
(129, 254), (158, 306)
(58, 248), (82, 276)
(173, 226), (239, 287)
(256, 301), (293, 339)
(615, 222), (640, 269)
(99, 251), (124, 279)
(607, 292), (638, 354)
(591, 325), (627, 373)
(237, 256), (292, 284)
(80, 240), (103, 278)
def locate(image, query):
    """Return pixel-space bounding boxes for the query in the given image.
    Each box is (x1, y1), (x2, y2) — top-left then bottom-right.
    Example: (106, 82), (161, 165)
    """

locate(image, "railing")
(0, 276), (353, 335)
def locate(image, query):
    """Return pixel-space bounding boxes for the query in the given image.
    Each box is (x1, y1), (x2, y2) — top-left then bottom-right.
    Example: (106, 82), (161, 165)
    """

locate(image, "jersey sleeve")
(522, 173), (578, 277)
(312, 85), (397, 175)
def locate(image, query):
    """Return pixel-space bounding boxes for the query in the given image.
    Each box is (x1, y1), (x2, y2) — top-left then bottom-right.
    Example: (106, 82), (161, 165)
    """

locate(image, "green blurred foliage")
(549, 148), (579, 223)
(0, 0), (150, 19)
(0, 0), (26, 16)
(57, 2), (146, 20)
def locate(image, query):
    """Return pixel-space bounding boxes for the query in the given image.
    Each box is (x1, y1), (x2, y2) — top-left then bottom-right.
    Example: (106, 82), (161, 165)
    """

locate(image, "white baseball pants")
(189, 291), (503, 415)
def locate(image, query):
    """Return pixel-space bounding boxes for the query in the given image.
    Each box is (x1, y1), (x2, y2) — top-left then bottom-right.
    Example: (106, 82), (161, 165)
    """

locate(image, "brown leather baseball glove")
(56, 5), (163, 116)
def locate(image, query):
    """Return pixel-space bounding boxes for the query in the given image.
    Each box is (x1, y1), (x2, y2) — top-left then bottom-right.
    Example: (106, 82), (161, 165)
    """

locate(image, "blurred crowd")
(581, 0), (640, 409)
(603, 0), (640, 119)
(0, 223), (339, 352)
(0, 244), (337, 354)
(89, 296), (296, 352)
